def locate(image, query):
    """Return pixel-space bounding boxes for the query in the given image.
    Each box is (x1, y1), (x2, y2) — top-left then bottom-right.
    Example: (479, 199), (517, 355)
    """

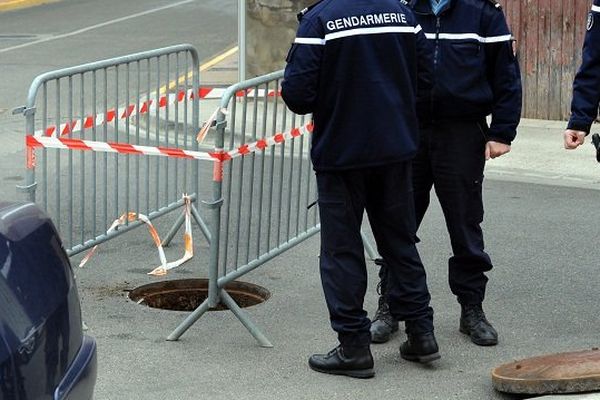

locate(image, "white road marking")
(0, 0), (196, 54)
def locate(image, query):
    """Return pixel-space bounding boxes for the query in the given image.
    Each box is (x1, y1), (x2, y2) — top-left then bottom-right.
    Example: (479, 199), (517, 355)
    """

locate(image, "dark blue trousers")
(316, 162), (434, 348)
(413, 120), (493, 305)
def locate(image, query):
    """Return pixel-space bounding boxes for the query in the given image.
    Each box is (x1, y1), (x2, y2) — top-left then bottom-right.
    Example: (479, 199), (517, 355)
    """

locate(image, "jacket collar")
(410, 0), (456, 15)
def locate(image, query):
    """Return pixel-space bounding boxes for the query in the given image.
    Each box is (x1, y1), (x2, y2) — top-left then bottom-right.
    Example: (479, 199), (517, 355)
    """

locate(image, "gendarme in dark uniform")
(371, 0), (523, 347)
(564, 0), (600, 149)
(282, 0), (440, 378)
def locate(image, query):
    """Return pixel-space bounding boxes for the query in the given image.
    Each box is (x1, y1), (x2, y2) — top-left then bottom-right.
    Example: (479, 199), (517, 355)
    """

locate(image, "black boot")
(459, 303), (498, 346)
(370, 259), (399, 343)
(400, 332), (441, 364)
(308, 345), (375, 379)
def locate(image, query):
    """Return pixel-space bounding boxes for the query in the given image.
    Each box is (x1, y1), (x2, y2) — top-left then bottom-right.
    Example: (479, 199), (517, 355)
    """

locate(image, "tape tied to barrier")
(78, 195), (194, 276)
(26, 121), (314, 171)
(34, 87), (280, 139)
(26, 135), (215, 162)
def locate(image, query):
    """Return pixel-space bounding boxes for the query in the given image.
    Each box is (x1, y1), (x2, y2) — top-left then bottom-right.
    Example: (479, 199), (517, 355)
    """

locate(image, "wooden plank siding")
(500, 0), (590, 120)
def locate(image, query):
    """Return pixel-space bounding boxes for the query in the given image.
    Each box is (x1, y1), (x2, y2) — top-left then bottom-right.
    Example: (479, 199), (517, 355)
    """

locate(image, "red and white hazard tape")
(79, 195), (194, 276)
(26, 121), (314, 168)
(35, 87), (280, 138)
(213, 122), (314, 161)
(26, 135), (216, 163)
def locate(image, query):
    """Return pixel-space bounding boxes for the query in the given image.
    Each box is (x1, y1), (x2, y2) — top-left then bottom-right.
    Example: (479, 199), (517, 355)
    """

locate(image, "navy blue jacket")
(568, 0), (600, 134)
(281, 0), (432, 171)
(411, 0), (522, 144)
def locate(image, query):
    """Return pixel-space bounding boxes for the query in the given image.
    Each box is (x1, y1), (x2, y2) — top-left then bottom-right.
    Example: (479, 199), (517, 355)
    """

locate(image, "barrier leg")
(191, 204), (212, 244)
(220, 290), (273, 348)
(166, 298), (211, 341)
(162, 203), (212, 247)
(162, 211), (185, 247)
(361, 229), (379, 261)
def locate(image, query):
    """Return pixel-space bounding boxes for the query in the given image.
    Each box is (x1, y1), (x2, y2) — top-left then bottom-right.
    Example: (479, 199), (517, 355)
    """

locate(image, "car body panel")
(0, 202), (96, 400)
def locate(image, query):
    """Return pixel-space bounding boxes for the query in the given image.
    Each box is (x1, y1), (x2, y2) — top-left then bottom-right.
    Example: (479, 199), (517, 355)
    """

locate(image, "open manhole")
(128, 279), (270, 311)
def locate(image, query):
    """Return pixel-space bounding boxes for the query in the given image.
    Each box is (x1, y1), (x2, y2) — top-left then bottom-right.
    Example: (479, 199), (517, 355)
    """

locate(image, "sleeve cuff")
(487, 136), (512, 145)
(486, 125), (516, 145)
(566, 120), (592, 135)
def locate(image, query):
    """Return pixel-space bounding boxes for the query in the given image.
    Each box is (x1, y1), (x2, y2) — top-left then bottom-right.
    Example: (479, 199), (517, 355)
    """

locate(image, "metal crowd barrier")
(18, 46), (378, 345)
(168, 70), (324, 345)
(14, 44), (208, 255)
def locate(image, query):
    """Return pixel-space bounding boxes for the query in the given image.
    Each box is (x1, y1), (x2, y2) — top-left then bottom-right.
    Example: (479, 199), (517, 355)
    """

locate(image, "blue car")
(0, 202), (97, 400)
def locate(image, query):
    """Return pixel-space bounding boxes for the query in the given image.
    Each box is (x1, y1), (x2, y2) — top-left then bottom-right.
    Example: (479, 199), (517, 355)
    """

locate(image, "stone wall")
(246, 0), (314, 77)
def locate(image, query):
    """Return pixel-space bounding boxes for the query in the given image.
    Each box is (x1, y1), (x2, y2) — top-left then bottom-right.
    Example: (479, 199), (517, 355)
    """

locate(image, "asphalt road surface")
(2, 2), (600, 399)
(0, 0), (236, 203)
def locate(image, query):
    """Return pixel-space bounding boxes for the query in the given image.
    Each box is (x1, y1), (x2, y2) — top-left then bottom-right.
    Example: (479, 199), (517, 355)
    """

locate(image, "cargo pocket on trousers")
(317, 195), (351, 252)
(465, 175), (484, 224)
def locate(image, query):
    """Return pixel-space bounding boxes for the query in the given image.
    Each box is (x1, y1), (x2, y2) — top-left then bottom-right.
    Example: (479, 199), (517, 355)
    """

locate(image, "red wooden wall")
(501, 0), (589, 120)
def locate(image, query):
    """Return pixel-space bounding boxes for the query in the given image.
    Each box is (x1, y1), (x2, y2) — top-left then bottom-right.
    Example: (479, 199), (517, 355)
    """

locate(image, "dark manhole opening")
(128, 279), (270, 311)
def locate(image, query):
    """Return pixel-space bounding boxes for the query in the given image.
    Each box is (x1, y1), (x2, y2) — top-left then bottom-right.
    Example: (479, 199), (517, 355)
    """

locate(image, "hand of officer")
(563, 129), (586, 150)
(485, 141), (511, 160)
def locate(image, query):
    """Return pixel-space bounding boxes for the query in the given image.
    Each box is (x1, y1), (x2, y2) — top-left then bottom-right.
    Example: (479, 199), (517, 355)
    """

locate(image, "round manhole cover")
(128, 279), (270, 311)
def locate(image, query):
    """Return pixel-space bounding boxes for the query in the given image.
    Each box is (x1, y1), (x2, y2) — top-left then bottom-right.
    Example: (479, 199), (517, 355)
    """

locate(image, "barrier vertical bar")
(154, 56), (161, 208)
(55, 81), (61, 231)
(192, 52), (200, 202)
(41, 83), (48, 209)
(304, 117), (312, 231)
(125, 64), (131, 224)
(245, 85), (259, 263)
(146, 59), (151, 215)
(295, 114), (304, 236)
(266, 91), (277, 248)
(207, 107), (225, 309)
(79, 73), (85, 245)
(114, 67), (120, 222)
(183, 53), (188, 192)
(233, 94), (248, 268)
(68, 76), (74, 247)
(92, 71), (97, 237)
(286, 111), (295, 241)
(136, 61), (141, 216)
(222, 98), (237, 277)
(174, 54), (180, 202)
(164, 55), (170, 207)
(22, 101), (36, 203)
(256, 82), (269, 257)
(276, 102), (286, 245)
(103, 68), (108, 232)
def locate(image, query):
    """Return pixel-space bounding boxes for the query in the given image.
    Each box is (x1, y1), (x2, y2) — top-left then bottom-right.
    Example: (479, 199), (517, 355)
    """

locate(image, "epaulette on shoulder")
(485, 0), (502, 11)
(297, 0), (323, 22)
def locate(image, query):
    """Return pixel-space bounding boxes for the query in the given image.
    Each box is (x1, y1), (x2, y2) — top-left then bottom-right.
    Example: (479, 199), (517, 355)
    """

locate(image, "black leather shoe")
(308, 345), (375, 379)
(459, 303), (498, 346)
(400, 332), (441, 363)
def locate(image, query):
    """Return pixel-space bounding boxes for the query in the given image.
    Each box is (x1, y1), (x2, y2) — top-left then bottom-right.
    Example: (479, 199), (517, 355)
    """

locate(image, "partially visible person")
(371, 0), (522, 347)
(282, 0), (439, 379)
(564, 0), (600, 149)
